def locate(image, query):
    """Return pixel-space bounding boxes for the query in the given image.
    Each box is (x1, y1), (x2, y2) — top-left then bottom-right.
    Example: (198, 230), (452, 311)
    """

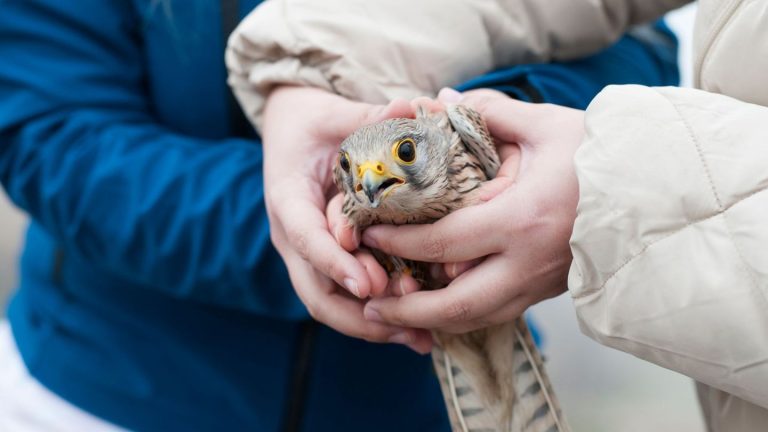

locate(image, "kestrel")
(334, 105), (570, 432)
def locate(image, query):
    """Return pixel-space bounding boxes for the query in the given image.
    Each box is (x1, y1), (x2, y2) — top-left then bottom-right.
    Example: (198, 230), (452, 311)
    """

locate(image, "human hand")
(326, 91), (522, 297)
(261, 86), (431, 352)
(360, 89), (584, 334)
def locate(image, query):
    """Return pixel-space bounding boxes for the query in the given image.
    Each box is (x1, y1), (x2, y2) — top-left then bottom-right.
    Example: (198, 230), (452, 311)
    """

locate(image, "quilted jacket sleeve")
(226, 0), (689, 129)
(570, 85), (768, 408)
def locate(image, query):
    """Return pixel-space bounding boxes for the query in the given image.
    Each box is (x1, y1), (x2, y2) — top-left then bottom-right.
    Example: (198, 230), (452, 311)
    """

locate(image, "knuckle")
(509, 205), (544, 235)
(441, 299), (472, 323)
(421, 234), (447, 261)
(473, 316), (495, 330)
(324, 260), (344, 282)
(291, 230), (310, 260)
(304, 300), (324, 323)
(389, 310), (407, 327)
(382, 301), (407, 327)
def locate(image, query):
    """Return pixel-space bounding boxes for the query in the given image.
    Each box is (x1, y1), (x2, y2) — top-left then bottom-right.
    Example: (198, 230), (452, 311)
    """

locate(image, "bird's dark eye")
(393, 138), (416, 165)
(339, 151), (351, 173)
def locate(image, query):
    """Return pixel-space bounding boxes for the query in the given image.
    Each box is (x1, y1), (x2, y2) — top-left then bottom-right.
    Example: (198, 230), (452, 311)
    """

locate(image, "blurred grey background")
(0, 191), (25, 315)
(0, 5), (700, 431)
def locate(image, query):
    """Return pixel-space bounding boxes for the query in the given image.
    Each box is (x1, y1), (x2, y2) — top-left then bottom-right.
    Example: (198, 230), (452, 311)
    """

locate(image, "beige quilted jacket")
(227, 1), (768, 430)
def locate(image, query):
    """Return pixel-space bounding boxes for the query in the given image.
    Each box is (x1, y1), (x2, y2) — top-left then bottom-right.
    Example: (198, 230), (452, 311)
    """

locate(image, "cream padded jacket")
(227, 0), (768, 429)
(571, 1), (768, 429)
(226, 0), (685, 129)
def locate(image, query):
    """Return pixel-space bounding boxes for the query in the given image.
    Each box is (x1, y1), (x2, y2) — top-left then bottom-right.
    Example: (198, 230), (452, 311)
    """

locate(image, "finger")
(458, 92), (544, 144)
(475, 175), (515, 203)
(327, 97), (415, 140)
(457, 88), (509, 102)
(327, 193), (359, 252)
(410, 96), (444, 114)
(283, 252), (405, 343)
(437, 256), (570, 334)
(386, 272), (421, 297)
(470, 144), (522, 203)
(429, 263), (452, 285)
(406, 329), (434, 355)
(279, 193), (372, 298)
(437, 87), (463, 104)
(498, 143), (521, 163)
(444, 258), (482, 280)
(437, 298), (529, 334)
(354, 250), (389, 298)
(437, 87), (509, 104)
(378, 98), (416, 120)
(438, 287), (563, 334)
(364, 255), (518, 329)
(362, 205), (503, 263)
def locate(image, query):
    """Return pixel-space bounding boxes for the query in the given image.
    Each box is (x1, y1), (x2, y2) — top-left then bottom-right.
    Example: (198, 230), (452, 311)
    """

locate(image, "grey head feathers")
(334, 108), (463, 226)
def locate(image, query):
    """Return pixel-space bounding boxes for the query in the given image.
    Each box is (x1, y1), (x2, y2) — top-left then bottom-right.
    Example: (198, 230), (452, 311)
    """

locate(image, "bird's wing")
(446, 104), (501, 180)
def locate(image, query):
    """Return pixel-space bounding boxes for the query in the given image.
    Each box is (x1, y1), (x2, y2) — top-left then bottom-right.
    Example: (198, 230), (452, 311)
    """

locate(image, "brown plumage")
(334, 105), (569, 432)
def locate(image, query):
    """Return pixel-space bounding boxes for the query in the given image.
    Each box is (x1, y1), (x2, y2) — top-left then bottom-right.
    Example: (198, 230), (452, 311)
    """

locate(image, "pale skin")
(264, 85), (584, 353)
(329, 88), (586, 338)
(261, 86), (432, 352)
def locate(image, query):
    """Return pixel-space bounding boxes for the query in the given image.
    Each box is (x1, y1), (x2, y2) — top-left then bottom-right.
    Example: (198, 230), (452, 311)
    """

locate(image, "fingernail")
(429, 263), (444, 280)
(344, 278), (360, 298)
(449, 262), (459, 279)
(388, 331), (413, 345)
(364, 304), (383, 323)
(438, 87), (463, 103)
(399, 278), (407, 296)
(352, 227), (360, 247)
(361, 231), (378, 248)
(333, 224), (342, 244)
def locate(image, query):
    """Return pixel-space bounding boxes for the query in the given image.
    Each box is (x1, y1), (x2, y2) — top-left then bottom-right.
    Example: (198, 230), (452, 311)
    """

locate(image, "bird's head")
(334, 109), (454, 212)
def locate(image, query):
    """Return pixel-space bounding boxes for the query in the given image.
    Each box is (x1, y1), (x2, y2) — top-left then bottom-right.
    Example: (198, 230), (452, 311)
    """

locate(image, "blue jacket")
(0, 0), (678, 430)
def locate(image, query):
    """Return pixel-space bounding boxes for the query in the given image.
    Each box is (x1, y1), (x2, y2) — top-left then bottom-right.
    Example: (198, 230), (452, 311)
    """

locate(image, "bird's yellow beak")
(356, 161), (404, 208)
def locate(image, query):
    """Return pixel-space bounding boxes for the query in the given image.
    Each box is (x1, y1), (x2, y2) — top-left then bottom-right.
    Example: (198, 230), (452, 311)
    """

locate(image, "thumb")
(327, 193), (359, 252)
(475, 176), (515, 203)
(470, 144), (521, 202)
(330, 98), (414, 140)
(368, 97), (414, 123)
(460, 94), (543, 145)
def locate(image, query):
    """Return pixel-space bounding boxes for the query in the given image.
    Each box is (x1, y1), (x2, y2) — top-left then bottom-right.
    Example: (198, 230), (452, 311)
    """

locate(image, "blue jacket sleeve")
(0, 0), (301, 316)
(457, 22), (680, 108)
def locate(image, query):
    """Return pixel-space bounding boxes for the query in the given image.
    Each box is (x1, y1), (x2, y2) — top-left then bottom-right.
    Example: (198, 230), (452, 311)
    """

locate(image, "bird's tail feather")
(432, 320), (569, 432)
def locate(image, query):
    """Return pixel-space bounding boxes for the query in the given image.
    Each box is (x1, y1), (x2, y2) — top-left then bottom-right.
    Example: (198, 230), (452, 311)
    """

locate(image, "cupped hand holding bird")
(341, 90), (586, 335)
(261, 86), (432, 351)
